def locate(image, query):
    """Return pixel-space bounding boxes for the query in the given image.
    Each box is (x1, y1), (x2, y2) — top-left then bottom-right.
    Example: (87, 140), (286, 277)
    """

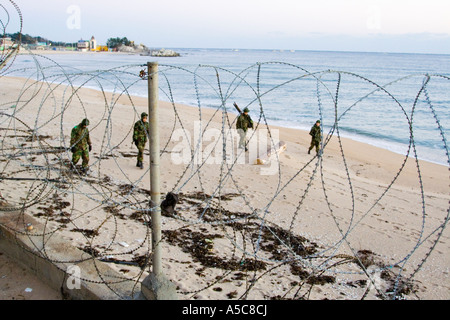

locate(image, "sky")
(4, 0), (450, 54)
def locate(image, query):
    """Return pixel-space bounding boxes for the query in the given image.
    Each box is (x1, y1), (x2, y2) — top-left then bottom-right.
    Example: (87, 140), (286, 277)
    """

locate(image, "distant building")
(77, 36), (101, 52)
(77, 39), (90, 51)
(36, 42), (49, 50)
(90, 36), (97, 51)
(0, 37), (13, 50)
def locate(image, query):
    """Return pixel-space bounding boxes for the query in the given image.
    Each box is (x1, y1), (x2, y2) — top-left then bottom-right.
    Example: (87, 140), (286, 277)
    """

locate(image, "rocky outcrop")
(141, 48), (180, 57)
(116, 45), (180, 57)
(117, 44), (147, 53)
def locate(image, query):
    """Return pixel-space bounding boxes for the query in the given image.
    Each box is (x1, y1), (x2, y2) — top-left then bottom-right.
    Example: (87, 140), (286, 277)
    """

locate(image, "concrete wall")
(0, 208), (142, 300)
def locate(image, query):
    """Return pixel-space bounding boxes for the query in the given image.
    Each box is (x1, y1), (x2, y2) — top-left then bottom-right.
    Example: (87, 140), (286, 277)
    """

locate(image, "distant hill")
(5, 32), (77, 47)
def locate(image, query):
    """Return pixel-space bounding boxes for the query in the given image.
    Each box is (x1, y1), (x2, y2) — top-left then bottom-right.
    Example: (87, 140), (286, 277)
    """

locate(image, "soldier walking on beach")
(236, 107), (254, 151)
(133, 112), (150, 169)
(308, 120), (322, 155)
(70, 118), (92, 174)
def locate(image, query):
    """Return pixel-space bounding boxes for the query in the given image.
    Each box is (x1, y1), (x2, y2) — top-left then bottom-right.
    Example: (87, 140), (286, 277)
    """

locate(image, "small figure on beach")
(160, 192), (179, 215)
(133, 112), (150, 169)
(70, 118), (92, 174)
(308, 120), (321, 155)
(236, 106), (254, 152)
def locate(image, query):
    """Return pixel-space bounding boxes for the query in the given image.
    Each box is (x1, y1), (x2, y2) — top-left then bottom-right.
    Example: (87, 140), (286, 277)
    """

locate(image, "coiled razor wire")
(1, 2), (449, 301)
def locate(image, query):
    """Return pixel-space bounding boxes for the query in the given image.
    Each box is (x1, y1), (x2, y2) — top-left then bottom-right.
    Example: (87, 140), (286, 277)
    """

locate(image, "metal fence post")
(140, 62), (177, 300)
(147, 61), (161, 275)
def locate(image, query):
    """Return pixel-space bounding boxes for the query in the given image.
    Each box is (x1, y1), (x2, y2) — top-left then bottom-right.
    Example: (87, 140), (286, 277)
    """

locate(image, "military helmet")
(141, 112), (148, 119)
(243, 107), (250, 113)
(316, 120), (321, 124)
(81, 118), (90, 126)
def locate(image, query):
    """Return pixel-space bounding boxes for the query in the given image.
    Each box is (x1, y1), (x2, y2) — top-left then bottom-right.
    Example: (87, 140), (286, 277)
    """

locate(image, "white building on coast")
(77, 36), (97, 51)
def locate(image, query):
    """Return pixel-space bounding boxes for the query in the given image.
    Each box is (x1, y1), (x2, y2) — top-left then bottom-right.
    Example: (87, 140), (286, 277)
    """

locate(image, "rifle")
(233, 102), (242, 114)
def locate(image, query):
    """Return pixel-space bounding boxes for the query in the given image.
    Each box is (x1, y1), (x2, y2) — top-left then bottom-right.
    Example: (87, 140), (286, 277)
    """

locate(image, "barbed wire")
(1, 2), (449, 301)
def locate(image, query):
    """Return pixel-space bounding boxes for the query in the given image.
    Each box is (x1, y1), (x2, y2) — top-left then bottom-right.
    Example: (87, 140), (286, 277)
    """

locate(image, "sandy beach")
(0, 74), (448, 300)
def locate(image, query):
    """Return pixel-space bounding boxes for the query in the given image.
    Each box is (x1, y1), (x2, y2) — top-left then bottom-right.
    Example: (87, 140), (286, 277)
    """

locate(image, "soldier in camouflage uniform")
(308, 120), (321, 155)
(133, 112), (150, 169)
(236, 107), (253, 152)
(70, 118), (92, 173)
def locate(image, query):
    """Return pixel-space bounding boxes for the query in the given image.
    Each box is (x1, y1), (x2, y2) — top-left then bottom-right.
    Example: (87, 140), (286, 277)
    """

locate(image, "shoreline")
(7, 51), (449, 167)
(234, 116), (449, 167)
(19, 49), (136, 56)
(60, 85), (449, 168)
(18, 47), (450, 57)
(2, 74), (448, 174)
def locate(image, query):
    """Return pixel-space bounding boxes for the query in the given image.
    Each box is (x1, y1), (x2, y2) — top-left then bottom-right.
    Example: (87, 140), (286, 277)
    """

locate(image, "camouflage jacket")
(309, 125), (321, 143)
(70, 124), (91, 151)
(133, 120), (150, 144)
(236, 114), (253, 132)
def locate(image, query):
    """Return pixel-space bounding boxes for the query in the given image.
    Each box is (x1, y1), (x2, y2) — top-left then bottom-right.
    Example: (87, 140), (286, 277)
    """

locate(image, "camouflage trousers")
(72, 148), (89, 168)
(136, 142), (145, 162)
(308, 139), (320, 154)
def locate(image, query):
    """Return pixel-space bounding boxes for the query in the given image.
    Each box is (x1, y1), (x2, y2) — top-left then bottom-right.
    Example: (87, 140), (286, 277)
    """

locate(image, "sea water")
(3, 48), (449, 165)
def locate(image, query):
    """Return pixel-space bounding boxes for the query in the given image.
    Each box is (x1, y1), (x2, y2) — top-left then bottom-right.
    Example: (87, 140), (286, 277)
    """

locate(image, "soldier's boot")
(139, 161), (144, 169)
